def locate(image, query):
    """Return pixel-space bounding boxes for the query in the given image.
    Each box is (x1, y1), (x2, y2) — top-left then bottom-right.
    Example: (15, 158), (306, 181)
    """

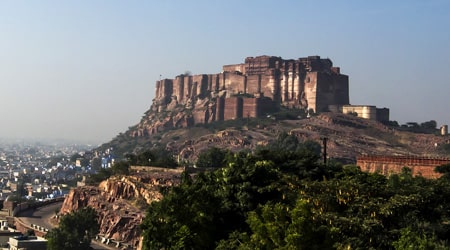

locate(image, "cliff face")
(130, 55), (349, 137)
(60, 172), (181, 248)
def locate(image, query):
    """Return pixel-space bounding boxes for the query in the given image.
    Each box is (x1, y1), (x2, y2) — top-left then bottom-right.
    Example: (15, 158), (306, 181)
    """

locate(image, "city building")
(8, 236), (47, 250)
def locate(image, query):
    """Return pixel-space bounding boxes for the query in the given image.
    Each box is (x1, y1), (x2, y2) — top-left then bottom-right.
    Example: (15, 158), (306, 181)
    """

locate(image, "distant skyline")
(1, 1), (449, 144)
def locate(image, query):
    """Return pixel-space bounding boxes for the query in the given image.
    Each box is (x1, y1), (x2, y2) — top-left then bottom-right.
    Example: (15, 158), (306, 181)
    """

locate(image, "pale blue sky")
(0, 1), (449, 143)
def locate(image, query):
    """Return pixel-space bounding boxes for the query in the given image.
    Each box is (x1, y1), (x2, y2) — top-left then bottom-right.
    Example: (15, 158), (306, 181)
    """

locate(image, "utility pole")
(321, 137), (328, 165)
(247, 113), (250, 127)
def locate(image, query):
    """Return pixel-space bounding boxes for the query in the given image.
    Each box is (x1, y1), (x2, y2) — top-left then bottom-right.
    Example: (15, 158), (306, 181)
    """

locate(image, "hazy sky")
(0, 1), (449, 144)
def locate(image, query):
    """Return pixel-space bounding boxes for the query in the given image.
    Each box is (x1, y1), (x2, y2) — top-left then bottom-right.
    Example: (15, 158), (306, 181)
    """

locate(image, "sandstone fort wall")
(357, 155), (450, 179)
(153, 55), (351, 125)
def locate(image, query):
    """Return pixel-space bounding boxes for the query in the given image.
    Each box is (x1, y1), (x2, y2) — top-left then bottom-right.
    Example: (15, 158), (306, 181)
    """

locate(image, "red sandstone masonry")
(357, 155), (450, 179)
(223, 97), (243, 120)
(153, 55), (350, 120)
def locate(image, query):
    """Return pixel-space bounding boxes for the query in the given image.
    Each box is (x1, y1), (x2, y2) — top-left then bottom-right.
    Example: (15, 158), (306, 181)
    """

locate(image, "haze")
(0, 1), (449, 144)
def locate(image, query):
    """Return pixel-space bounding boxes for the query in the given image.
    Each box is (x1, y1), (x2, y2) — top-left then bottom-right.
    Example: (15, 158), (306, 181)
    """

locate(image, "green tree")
(140, 172), (223, 249)
(242, 199), (332, 249)
(393, 227), (447, 250)
(125, 153), (138, 165)
(111, 160), (130, 175)
(151, 147), (178, 168)
(132, 148), (178, 168)
(140, 148), (450, 249)
(46, 207), (99, 250)
(435, 164), (450, 179)
(141, 147), (321, 249)
(195, 147), (228, 168)
(136, 151), (155, 166)
(86, 167), (112, 184)
(420, 120), (437, 131)
(91, 157), (102, 170)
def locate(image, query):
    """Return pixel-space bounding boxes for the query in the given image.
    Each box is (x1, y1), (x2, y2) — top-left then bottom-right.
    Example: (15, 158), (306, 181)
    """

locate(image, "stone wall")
(146, 55), (350, 133)
(223, 97), (243, 120)
(376, 108), (390, 122)
(357, 155), (450, 178)
(343, 105), (377, 120)
(242, 97), (274, 118)
(341, 105), (389, 122)
(242, 98), (258, 118)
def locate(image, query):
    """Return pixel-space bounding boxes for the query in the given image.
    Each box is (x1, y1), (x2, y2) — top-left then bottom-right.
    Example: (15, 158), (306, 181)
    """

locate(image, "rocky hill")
(86, 55), (449, 249)
(98, 55), (449, 162)
(60, 170), (182, 248)
(66, 112), (450, 249)
(101, 111), (450, 164)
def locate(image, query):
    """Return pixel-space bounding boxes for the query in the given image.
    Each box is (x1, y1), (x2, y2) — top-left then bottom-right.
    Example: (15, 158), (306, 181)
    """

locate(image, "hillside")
(100, 112), (450, 164)
(96, 55), (450, 163)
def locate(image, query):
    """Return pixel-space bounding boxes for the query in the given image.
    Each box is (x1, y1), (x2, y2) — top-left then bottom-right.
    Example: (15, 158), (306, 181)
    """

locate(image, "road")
(17, 202), (118, 250)
(17, 202), (61, 230)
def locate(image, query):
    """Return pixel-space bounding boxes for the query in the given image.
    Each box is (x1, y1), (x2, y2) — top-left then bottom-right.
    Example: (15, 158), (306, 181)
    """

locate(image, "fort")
(154, 55), (349, 121)
(133, 55), (389, 136)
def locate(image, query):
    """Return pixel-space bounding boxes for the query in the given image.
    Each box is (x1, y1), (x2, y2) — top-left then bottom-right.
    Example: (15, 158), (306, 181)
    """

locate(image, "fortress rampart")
(357, 155), (450, 179)
(133, 55), (393, 136)
(154, 55), (350, 124)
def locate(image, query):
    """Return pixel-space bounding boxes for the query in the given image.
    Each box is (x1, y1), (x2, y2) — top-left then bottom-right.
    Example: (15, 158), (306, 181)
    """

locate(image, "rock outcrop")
(60, 172), (181, 248)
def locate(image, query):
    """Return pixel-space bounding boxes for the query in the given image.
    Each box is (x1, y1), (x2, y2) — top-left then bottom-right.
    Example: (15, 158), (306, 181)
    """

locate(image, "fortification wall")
(332, 74), (349, 104)
(223, 63), (245, 74)
(260, 69), (279, 101)
(246, 75), (261, 94)
(376, 108), (390, 122)
(150, 55), (350, 127)
(216, 97), (225, 121)
(357, 155), (450, 179)
(173, 75), (185, 103)
(183, 76), (193, 101)
(193, 109), (208, 124)
(209, 74), (221, 92)
(223, 97), (243, 120)
(312, 72), (349, 112)
(304, 72), (318, 111)
(192, 75), (208, 98)
(280, 60), (303, 103)
(224, 72), (246, 96)
(244, 56), (281, 75)
(343, 105), (377, 120)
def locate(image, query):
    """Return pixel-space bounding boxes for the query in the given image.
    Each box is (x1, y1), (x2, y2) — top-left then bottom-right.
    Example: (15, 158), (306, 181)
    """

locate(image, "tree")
(435, 164), (450, 179)
(125, 153), (138, 165)
(136, 151), (155, 166)
(140, 147), (450, 249)
(91, 157), (102, 170)
(392, 227), (447, 250)
(86, 167), (111, 185)
(420, 120), (437, 131)
(151, 147), (178, 168)
(141, 147), (319, 249)
(131, 148), (178, 168)
(241, 199), (333, 249)
(140, 172), (223, 249)
(195, 147), (227, 168)
(111, 160), (130, 175)
(46, 207), (99, 250)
